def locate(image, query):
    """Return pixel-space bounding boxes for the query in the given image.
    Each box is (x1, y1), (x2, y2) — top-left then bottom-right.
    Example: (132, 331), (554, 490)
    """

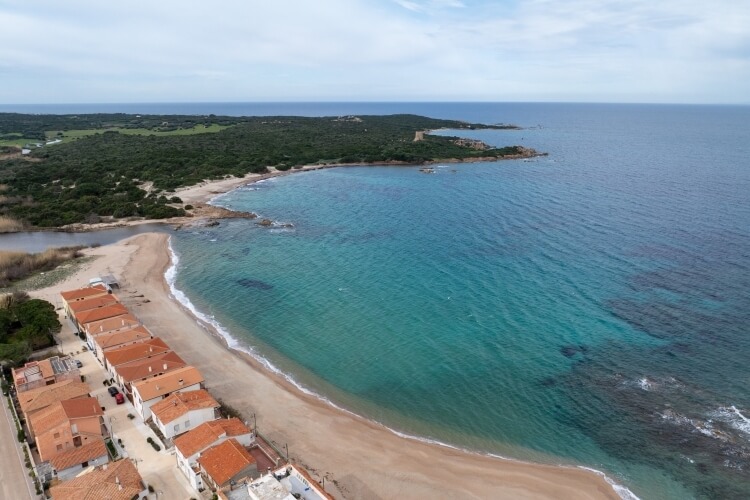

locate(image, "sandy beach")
(30, 232), (624, 500)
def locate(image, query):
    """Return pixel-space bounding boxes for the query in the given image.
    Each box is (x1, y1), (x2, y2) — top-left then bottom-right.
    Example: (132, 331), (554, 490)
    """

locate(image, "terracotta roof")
(151, 389), (218, 425)
(13, 359), (54, 385)
(115, 351), (186, 384)
(132, 366), (204, 402)
(18, 380), (90, 416)
(75, 304), (129, 326)
(85, 314), (139, 336)
(67, 294), (119, 314)
(174, 418), (251, 459)
(50, 458), (144, 500)
(60, 284), (109, 302)
(49, 438), (108, 472)
(94, 325), (152, 351)
(199, 438), (256, 487)
(30, 397), (102, 436)
(103, 337), (170, 367)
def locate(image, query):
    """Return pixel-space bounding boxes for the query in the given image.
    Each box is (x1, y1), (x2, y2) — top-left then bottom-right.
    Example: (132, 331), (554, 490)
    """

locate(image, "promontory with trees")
(0, 113), (539, 229)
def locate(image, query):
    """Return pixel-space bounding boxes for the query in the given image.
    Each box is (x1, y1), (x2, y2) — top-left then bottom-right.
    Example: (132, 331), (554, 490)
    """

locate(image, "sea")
(4, 102), (750, 499)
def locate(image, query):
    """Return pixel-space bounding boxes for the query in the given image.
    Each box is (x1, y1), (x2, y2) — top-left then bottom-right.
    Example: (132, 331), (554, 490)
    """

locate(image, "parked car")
(74, 359), (83, 368)
(115, 393), (125, 405)
(107, 386), (119, 397)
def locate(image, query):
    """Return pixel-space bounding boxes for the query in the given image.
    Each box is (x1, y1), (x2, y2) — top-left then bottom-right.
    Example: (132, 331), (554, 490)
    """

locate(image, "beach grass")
(0, 247), (87, 289)
(0, 215), (24, 233)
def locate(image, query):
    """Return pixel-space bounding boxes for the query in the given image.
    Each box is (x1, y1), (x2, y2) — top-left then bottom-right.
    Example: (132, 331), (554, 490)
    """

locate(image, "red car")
(115, 393), (125, 405)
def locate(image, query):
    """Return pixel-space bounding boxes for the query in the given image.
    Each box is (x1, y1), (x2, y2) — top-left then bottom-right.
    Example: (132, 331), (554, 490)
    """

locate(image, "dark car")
(115, 393), (125, 405)
(107, 386), (119, 397)
(74, 359), (83, 368)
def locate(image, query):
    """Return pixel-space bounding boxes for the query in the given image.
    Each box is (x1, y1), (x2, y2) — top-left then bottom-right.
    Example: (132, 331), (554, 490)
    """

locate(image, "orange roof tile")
(132, 366), (204, 402)
(67, 294), (119, 314)
(115, 351), (186, 384)
(199, 438), (256, 487)
(75, 304), (129, 326)
(60, 284), (109, 302)
(85, 314), (139, 336)
(18, 380), (90, 416)
(151, 389), (218, 425)
(94, 326), (152, 351)
(30, 397), (102, 435)
(103, 337), (170, 367)
(49, 439), (108, 472)
(174, 418), (251, 459)
(50, 459), (144, 500)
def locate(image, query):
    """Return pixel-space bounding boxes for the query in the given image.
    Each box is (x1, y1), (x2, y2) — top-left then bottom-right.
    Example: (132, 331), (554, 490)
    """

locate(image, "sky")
(0, 0), (749, 104)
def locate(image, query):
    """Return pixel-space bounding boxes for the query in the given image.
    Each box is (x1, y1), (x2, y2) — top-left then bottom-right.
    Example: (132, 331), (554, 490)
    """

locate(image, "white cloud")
(0, 0), (747, 103)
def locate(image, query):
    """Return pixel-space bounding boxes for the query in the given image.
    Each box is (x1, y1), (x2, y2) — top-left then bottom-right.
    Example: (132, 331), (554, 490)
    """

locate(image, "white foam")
(165, 237), (639, 500)
(714, 406), (750, 436)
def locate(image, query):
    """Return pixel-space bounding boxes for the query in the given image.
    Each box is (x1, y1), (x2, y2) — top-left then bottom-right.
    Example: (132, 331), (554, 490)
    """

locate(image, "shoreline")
(32, 232), (628, 499)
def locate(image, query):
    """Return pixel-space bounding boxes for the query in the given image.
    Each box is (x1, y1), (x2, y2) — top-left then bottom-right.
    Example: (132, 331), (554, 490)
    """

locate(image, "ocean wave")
(713, 406), (750, 437)
(165, 236), (637, 499)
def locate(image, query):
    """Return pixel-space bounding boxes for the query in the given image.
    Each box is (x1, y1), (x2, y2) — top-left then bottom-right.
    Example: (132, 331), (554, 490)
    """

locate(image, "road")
(0, 389), (36, 500)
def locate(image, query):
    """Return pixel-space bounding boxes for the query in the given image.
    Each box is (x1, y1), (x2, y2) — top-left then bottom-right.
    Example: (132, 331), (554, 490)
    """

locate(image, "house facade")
(150, 389), (219, 439)
(131, 366), (204, 420)
(31, 397), (107, 461)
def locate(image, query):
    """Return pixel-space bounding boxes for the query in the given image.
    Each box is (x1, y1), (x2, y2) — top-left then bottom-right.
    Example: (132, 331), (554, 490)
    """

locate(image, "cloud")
(0, 0), (747, 103)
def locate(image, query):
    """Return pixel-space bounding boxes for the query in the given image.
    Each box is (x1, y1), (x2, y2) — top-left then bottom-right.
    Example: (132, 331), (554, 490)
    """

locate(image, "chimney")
(178, 379), (184, 386)
(163, 363), (167, 370)
(149, 346), (153, 352)
(148, 366), (152, 373)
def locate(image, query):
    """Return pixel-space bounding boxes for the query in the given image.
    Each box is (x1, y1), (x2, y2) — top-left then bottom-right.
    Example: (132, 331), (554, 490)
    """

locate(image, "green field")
(1, 124), (229, 148)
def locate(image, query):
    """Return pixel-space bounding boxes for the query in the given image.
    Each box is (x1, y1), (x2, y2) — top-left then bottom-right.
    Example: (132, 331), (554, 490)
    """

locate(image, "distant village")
(4, 277), (332, 500)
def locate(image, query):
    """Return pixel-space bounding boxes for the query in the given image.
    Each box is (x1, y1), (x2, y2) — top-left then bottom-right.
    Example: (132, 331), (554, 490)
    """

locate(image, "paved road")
(0, 390), (36, 500)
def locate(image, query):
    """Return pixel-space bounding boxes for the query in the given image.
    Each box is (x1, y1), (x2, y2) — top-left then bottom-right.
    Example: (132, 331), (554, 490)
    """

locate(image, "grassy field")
(0, 123), (230, 147)
(46, 123), (231, 143)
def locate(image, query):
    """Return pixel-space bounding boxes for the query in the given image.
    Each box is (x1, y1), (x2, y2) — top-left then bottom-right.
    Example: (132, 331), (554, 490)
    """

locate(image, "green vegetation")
(0, 292), (60, 366)
(0, 113), (523, 228)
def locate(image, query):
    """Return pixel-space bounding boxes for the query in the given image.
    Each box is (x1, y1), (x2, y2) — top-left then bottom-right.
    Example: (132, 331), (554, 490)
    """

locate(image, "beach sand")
(32, 234), (622, 500)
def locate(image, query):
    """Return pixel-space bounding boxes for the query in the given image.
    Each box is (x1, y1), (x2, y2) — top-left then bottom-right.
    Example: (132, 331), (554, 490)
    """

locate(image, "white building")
(131, 366), (204, 420)
(151, 389), (220, 439)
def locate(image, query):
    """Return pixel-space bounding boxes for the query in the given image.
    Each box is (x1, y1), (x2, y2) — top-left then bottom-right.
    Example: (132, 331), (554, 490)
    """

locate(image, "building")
(174, 418), (254, 491)
(12, 356), (80, 393)
(60, 285), (110, 318)
(49, 439), (110, 481)
(113, 351), (186, 400)
(49, 458), (148, 500)
(18, 380), (90, 423)
(102, 337), (171, 376)
(90, 325), (152, 362)
(30, 397), (107, 458)
(150, 389), (219, 439)
(199, 438), (258, 491)
(66, 294), (120, 317)
(131, 365), (204, 420)
(73, 303), (130, 333)
(241, 465), (334, 500)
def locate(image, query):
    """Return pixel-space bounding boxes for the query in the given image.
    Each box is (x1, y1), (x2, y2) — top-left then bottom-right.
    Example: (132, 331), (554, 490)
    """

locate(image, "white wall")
(156, 406), (217, 439)
(134, 383), (201, 420)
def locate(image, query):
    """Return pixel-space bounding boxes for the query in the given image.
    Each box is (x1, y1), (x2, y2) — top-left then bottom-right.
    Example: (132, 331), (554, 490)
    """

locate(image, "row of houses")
(54, 282), (332, 499)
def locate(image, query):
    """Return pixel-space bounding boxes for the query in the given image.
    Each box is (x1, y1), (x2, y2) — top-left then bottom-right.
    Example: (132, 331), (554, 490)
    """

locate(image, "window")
(71, 423), (78, 434)
(56, 444), (62, 451)
(174, 424), (180, 432)
(53, 432), (60, 439)
(184, 420), (190, 429)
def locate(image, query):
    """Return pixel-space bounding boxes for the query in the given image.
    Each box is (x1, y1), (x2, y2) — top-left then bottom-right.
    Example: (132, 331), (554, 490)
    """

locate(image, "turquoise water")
(168, 104), (750, 499)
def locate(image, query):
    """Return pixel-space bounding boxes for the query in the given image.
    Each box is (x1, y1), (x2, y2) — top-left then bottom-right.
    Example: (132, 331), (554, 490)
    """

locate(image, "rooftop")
(48, 438), (108, 472)
(60, 284), (109, 302)
(49, 458), (145, 500)
(246, 474), (295, 500)
(174, 418), (251, 458)
(75, 303), (130, 326)
(114, 350), (186, 384)
(132, 365), (204, 401)
(94, 325), (152, 351)
(199, 438), (256, 487)
(151, 389), (218, 425)
(103, 337), (170, 367)
(18, 380), (90, 415)
(67, 294), (119, 314)
(84, 314), (139, 336)
(12, 356), (78, 386)
(30, 397), (102, 434)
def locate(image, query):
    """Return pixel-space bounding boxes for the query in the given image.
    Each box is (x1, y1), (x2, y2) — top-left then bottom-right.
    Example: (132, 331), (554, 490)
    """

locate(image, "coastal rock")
(257, 218), (273, 227)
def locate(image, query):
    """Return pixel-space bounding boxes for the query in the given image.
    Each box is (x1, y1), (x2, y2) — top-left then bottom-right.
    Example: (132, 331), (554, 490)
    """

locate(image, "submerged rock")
(237, 278), (274, 290)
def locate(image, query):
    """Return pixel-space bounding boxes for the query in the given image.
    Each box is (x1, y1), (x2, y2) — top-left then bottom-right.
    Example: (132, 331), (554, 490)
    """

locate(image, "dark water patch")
(560, 345), (587, 358)
(237, 278), (274, 290)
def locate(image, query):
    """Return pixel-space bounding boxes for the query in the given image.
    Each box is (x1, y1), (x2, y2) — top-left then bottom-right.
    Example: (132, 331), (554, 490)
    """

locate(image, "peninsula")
(0, 113), (540, 230)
